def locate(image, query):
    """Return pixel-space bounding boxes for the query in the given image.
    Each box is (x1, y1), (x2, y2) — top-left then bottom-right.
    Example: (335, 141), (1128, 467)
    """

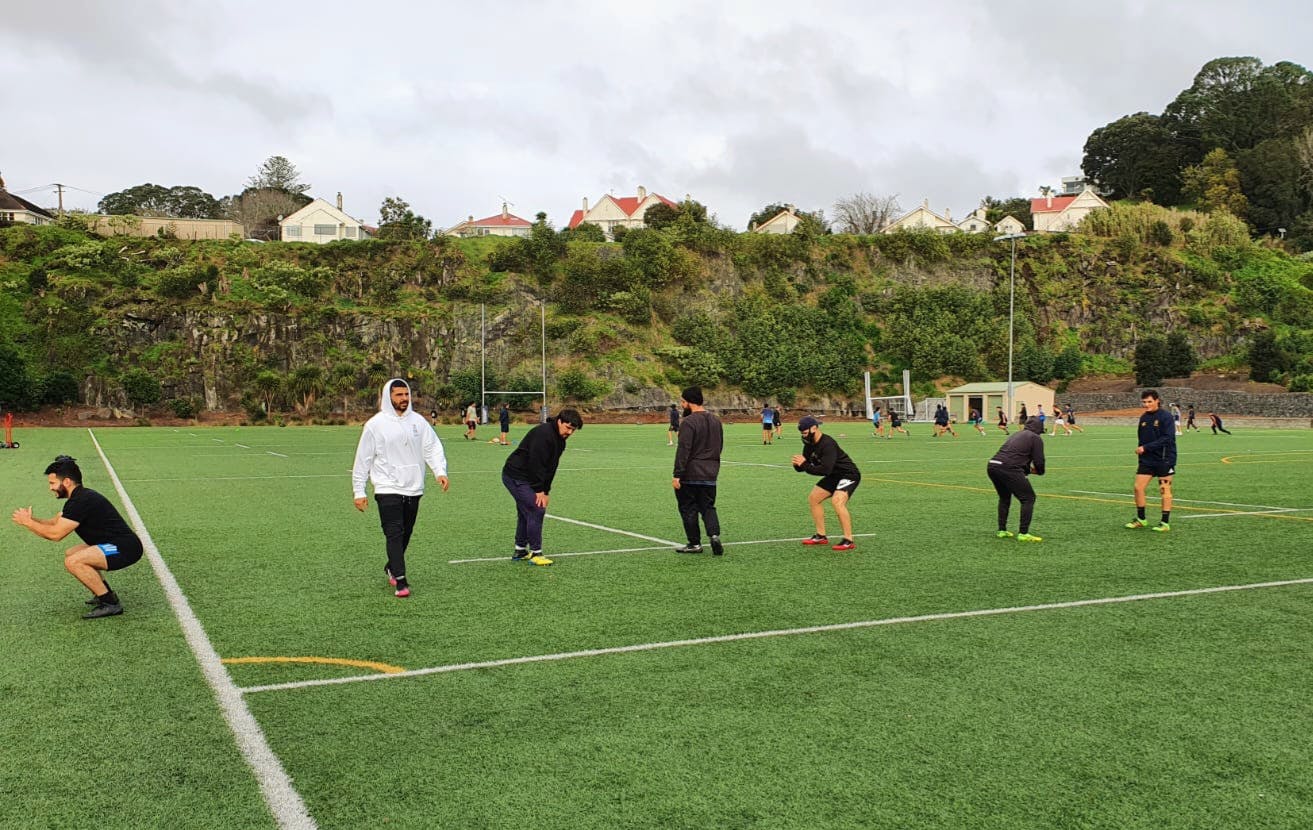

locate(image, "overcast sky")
(3, 1), (1310, 230)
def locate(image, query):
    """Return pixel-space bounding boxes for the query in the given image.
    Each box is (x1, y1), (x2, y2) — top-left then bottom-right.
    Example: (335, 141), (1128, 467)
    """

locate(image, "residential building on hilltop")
(567, 185), (677, 239)
(881, 201), (1023, 235)
(751, 205), (802, 234)
(1030, 186), (1109, 232)
(444, 203), (532, 238)
(0, 174), (55, 225)
(280, 193), (373, 243)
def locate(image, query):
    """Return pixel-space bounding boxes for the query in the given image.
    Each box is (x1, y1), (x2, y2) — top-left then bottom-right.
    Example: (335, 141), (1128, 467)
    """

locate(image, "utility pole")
(54, 183), (65, 216)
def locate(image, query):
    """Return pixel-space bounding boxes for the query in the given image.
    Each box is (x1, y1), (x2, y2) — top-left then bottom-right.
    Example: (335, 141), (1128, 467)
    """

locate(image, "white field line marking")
(124, 473), (345, 483)
(266, 451), (288, 458)
(448, 532), (887, 564)
(89, 431), (316, 830)
(1069, 490), (1295, 511)
(235, 443), (251, 449)
(546, 514), (681, 546)
(239, 577), (1313, 696)
(212, 438), (225, 443)
(1179, 508), (1307, 520)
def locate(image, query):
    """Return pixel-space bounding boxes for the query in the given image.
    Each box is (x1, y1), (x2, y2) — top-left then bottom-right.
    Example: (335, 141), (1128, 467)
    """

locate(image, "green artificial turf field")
(2, 420), (1310, 829)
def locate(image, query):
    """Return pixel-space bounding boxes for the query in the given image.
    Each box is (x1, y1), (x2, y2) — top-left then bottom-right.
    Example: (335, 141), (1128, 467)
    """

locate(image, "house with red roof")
(1030, 186), (1108, 232)
(444, 203), (532, 238)
(567, 186), (677, 239)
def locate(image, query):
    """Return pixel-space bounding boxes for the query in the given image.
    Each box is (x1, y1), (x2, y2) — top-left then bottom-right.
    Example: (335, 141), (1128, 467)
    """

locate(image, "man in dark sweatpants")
(502, 408), (583, 566)
(986, 416), (1046, 542)
(672, 386), (724, 555)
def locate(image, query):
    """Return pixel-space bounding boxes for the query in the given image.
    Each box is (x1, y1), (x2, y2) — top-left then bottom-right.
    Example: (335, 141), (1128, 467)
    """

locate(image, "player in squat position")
(792, 416), (861, 551)
(1127, 389), (1176, 532)
(11, 455), (144, 619)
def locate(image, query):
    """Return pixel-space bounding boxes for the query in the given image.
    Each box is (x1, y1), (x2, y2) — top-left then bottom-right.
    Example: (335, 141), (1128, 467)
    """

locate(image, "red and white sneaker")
(394, 580), (411, 598)
(385, 566), (397, 587)
(802, 534), (830, 546)
(830, 539), (856, 551)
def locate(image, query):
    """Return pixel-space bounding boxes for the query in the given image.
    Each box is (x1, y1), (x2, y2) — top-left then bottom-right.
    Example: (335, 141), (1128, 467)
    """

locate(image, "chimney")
(637, 185), (647, 200)
(502, 202), (509, 220)
(786, 203), (796, 214)
(468, 215), (474, 222)
(1045, 193), (1053, 209)
(922, 198), (929, 209)
(582, 196), (589, 212)
(944, 207), (951, 221)
(336, 192), (343, 211)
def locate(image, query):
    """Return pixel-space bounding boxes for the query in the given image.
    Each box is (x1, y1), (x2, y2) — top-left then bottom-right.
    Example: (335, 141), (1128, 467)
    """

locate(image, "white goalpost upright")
(481, 301), (548, 423)
(865, 369), (915, 422)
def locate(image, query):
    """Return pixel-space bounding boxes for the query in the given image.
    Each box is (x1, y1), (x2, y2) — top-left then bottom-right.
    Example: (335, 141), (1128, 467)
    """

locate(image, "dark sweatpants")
(987, 465), (1036, 534)
(376, 494), (421, 581)
(503, 472), (546, 553)
(676, 483), (721, 545)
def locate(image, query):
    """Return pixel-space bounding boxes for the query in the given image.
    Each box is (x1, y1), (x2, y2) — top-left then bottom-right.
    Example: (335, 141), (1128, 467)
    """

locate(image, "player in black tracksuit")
(986, 418), (1046, 541)
(1128, 389), (1177, 532)
(502, 409), (583, 564)
(792, 416), (861, 550)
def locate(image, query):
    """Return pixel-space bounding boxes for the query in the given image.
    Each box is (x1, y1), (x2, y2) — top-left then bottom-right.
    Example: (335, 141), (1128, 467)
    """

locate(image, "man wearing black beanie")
(672, 386), (725, 555)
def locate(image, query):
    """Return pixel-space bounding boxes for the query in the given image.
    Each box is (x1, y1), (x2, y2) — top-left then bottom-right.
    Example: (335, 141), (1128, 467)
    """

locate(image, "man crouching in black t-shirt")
(11, 455), (143, 619)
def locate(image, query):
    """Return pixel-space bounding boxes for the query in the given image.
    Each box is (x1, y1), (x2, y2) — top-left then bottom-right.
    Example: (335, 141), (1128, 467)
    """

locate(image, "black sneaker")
(674, 543), (703, 554)
(82, 602), (123, 620)
(709, 535), (724, 556)
(511, 548), (531, 561)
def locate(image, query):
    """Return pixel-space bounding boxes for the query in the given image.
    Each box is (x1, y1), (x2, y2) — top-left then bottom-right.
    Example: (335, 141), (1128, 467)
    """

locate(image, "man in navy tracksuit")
(1127, 389), (1177, 532)
(986, 418), (1046, 542)
(502, 409), (583, 565)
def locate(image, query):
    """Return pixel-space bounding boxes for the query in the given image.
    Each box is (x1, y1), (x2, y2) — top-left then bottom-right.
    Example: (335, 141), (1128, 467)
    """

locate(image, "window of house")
(285, 225), (301, 238)
(344, 226), (356, 238)
(314, 224), (336, 236)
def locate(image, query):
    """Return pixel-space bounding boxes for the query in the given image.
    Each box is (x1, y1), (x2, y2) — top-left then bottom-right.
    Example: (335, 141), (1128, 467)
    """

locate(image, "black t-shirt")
(60, 486), (138, 547)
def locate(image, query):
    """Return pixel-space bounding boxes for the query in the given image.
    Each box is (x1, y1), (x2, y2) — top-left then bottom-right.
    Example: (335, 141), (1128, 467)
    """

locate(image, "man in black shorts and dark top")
(11, 455), (143, 619)
(987, 417), (1046, 542)
(792, 416), (860, 551)
(1127, 389), (1176, 532)
(672, 386), (724, 555)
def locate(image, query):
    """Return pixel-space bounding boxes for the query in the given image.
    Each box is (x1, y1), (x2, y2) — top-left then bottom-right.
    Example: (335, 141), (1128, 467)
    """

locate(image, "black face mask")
(682, 406), (692, 418)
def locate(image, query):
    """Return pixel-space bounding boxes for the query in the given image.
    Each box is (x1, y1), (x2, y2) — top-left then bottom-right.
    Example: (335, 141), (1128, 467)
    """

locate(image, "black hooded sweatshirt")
(503, 418), (569, 493)
(988, 418), (1046, 475)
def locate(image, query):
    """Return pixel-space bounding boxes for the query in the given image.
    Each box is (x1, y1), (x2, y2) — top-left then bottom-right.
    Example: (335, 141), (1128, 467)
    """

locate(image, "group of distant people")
(9, 375), (1239, 617)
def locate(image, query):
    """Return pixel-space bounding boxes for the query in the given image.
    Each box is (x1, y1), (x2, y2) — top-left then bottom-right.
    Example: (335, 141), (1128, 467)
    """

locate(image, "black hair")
(1141, 389), (1161, 401)
(389, 379), (409, 391)
(556, 408), (584, 429)
(44, 454), (83, 484)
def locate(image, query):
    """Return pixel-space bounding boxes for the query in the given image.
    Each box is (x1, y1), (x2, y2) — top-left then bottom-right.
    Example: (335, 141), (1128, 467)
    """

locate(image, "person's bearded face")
(390, 386), (410, 414)
(48, 474), (70, 499)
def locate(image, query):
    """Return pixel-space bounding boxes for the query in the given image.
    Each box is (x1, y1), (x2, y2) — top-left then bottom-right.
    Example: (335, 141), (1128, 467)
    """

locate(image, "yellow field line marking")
(223, 656), (406, 674)
(1222, 451), (1313, 465)
(861, 477), (1313, 522)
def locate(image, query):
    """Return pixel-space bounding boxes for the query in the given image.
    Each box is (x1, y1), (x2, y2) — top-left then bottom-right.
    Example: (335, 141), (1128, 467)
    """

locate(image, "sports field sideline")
(2, 421), (1311, 829)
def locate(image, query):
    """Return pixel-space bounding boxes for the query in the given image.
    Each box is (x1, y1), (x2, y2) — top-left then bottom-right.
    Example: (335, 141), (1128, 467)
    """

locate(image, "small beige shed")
(943, 381), (1054, 425)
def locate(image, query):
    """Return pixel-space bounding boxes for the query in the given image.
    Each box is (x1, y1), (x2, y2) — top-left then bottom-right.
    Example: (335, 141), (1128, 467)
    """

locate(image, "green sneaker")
(1124, 518), (1147, 529)
(1016, 533), (1043, 543)
(996, 530), (1015, 538)
(1150, 522), (1170, 533)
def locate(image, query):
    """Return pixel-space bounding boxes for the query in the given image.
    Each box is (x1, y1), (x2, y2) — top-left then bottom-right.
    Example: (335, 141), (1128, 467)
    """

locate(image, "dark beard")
(682, 406), (692, 418)
(56, 485), (70, 499)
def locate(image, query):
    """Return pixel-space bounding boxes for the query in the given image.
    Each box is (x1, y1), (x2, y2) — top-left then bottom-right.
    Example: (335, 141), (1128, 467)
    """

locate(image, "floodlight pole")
(994, 232), (1026, 423)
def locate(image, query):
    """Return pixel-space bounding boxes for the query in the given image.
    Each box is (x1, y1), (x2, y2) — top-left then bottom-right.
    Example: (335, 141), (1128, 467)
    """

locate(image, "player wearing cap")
(791, 416), (861, 551)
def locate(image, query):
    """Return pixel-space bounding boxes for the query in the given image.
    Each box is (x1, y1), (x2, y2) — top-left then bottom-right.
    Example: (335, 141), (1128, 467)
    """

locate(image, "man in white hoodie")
(352, 379), (449, 597)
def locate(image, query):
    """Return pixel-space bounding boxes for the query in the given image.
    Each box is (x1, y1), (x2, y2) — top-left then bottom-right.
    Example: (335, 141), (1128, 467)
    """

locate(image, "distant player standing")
(666, 403), (679, 446)
(11, 455), (144, 618)
(761, 403), (774, 445)
(498, 402), (511, 445)
(1185, 404), (1200, 432)
(1126, 389), (1176, 533)
(792, 416), (860, 551)
(996, 406), (1009, 434)
(986, 417), (1046, 542)
(352, 379), (450, 597)
(772, 406), (783, 439)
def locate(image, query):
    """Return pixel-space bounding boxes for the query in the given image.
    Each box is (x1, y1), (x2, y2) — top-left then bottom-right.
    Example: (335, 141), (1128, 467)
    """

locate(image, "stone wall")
(1063, 386), (1313, 418)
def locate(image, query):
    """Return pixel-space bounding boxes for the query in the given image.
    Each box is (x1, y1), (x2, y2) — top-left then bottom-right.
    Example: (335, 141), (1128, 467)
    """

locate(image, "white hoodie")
(351, 379), (448, 499)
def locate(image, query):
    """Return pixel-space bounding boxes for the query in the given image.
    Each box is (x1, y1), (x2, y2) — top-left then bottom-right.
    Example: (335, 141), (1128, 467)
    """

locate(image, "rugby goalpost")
(480, 302), (548, 424)
(864, 370), (914, 422)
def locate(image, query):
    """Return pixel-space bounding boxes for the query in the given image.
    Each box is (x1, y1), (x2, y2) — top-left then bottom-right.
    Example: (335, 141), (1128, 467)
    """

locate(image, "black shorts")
(98, 537), (144, 571)
(1137, 460), (1176, 478)
(817, 475), (860, 495)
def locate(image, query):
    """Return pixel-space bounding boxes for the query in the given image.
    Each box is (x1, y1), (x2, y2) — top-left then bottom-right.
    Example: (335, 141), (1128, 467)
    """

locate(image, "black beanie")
(681, 386), (703, 406)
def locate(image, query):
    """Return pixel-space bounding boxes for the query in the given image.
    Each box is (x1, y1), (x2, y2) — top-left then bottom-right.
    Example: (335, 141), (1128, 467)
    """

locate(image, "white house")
(1030, 186), (1109, 232)
(993, 215), (1026, 235)
(280, 193), (373, 243)
(882, 200), (960, 234)
(567, 186), (677, 239)
(751, 206), (802, 234)
(444, 203), (532, 238)
(0, 176), (55, 225)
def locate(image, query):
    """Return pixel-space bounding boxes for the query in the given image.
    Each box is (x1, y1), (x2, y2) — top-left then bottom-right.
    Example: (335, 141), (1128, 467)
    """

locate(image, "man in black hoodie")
(986, 417), (1046, 542)
(792, 416), (861, 551)
(672, 386), (724, 555)
(502, 408), (583, 566)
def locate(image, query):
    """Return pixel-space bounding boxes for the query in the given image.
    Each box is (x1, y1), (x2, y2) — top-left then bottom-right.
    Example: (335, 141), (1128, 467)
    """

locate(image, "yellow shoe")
(529, 554), (554, 566)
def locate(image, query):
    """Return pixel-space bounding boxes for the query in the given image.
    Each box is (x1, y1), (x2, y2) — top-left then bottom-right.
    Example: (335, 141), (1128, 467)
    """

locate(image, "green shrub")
(168, 396), (200, 418)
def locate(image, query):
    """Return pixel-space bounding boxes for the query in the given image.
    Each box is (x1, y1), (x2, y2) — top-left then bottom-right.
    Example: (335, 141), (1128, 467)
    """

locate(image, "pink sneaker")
(395, 584), (410, 598)
(385, 567), (397, 587)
